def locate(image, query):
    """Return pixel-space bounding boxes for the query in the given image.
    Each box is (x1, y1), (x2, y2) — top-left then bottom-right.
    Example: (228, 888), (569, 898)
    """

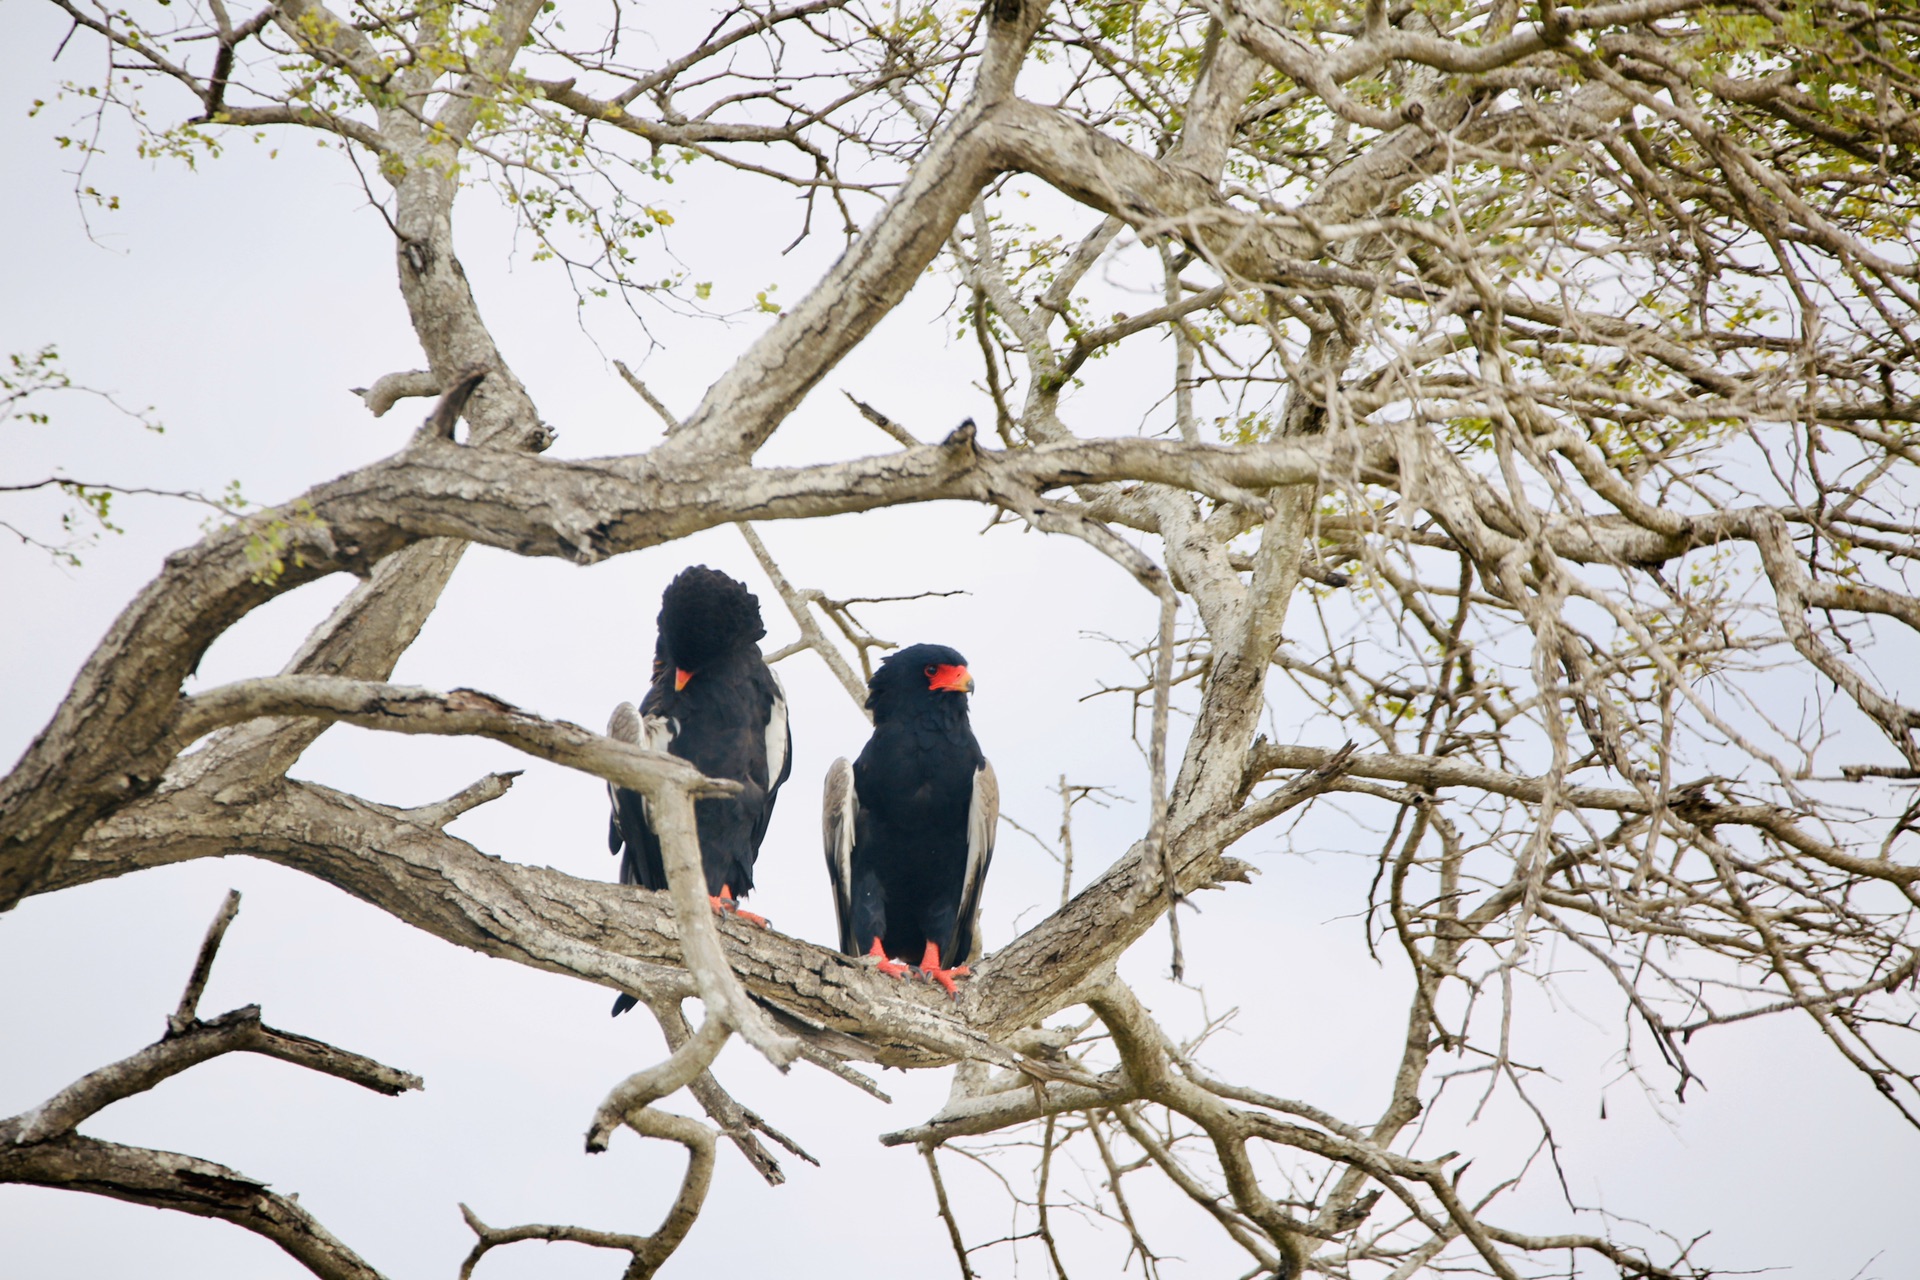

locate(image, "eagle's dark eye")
(924, 665), (936, 677)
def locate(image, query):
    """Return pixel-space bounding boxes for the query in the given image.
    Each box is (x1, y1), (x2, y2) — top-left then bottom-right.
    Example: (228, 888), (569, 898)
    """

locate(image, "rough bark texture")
(13, 0), (1920, 1276)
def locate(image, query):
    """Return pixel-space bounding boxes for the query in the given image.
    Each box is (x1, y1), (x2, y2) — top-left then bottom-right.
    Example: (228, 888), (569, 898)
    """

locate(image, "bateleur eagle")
(606, 566), (791, 1015)
(823, 643), (998, 995)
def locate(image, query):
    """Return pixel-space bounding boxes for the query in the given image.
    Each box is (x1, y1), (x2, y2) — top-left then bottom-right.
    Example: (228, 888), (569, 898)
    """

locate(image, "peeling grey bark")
(14, 0), (1920, 1276)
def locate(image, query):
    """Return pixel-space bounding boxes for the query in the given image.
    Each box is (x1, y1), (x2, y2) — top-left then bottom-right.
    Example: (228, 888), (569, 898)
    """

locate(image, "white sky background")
(2, 4), (1916, 1278)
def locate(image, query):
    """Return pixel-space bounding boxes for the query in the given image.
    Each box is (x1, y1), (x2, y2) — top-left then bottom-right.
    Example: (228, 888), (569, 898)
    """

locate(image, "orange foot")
(915, 941), (970, 998)
(867, 937), (910, 979)
(710, 885), (769, 928)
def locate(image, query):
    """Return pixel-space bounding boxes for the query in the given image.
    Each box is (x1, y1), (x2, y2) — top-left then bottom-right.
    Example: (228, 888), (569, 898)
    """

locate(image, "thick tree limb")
(660, 0), (1050, 461)
(42, 732), (1344, 1073)
(51, 776), (1043, 1069)
(0, 1135), (391, 1280)
(0, 891), (418, 1280)
(20, 3), (1920, 1276)
(173, 676), (735, 800)
(641, 777), (800, 1068)
(0, 427), (1354, 914)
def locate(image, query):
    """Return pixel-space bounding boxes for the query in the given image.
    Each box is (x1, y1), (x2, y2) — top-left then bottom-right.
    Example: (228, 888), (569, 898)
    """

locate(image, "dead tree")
(7, 1), (1920, 1276)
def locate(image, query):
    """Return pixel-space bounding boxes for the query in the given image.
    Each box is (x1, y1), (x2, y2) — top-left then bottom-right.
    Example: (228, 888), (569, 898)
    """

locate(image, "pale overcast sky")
(2, 5), (1914, 1279)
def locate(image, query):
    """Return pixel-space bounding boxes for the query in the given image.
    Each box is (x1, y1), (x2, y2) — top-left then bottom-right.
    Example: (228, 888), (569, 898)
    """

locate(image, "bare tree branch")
(18, 0), (1920, 1273)
(0, 891), (417, 1280)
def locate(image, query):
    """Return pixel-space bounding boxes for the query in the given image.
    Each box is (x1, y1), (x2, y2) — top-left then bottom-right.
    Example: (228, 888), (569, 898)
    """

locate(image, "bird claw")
(918, 962), (970, 998)
(911, 943), (968, 997)
(709, 889), (769, 929)
(731, 906), (770, 928)
(859, 951), (966, 993)
(865, 938), (910, 978)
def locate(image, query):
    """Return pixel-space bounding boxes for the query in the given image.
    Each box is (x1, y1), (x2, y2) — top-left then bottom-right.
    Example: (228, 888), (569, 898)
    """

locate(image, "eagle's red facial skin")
(674, 668), (693, 691)
(926, 663), (974, 693)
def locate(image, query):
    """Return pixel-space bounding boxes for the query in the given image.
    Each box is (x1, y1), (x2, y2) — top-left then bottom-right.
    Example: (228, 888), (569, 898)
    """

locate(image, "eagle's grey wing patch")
(606, 702), (642, 854)
(950, 759), (1000, 965)
(823, 757), (858, 956)
(608, 701), (641, 744)
(765, 671), (791, 790)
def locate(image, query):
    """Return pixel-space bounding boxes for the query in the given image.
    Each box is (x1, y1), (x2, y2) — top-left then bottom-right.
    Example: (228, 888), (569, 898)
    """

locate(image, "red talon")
(710, 885), (769, 929)
(867, 937), (910, 979)
(915, 941), (970, 998)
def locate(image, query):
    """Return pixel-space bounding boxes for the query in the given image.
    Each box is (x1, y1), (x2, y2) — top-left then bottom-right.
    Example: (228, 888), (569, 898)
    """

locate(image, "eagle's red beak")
(674, 668), (693, 691)
(928, 664), (974, 694)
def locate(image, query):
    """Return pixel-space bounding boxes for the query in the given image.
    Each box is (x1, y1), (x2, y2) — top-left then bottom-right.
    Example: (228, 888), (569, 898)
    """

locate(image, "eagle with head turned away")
(606, 565), (791, 1016)
(823, 643), (998, 997)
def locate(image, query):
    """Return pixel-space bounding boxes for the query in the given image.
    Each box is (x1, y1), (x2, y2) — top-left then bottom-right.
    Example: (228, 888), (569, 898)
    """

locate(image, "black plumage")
(824, 643), (998, 995)
(608, 566), (791, 1015)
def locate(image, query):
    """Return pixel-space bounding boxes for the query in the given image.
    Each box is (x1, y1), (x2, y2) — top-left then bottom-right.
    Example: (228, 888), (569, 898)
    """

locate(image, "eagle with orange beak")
(607, 566), (790, 1015)
(823, 643), (998, 996)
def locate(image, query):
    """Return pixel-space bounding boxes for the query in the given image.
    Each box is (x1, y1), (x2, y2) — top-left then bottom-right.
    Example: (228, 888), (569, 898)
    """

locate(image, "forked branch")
(0, 891), (418, 1280)
(461, 1107), (714, 1280)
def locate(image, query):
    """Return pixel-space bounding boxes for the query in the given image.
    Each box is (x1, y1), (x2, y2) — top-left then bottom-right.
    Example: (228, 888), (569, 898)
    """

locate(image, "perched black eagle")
(607, 566), (791, 1015)
(823, 643), (998, 995)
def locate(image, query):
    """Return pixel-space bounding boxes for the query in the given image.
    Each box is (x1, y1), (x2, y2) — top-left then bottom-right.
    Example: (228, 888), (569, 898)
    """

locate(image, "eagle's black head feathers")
(868, 642), (974, 719)
(657, 566), (766, 672)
